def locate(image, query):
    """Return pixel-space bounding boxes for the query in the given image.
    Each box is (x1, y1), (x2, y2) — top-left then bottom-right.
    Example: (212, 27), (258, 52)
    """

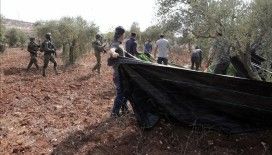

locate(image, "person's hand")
(112, 52), (119, 58)
(109, 47), (119, 58)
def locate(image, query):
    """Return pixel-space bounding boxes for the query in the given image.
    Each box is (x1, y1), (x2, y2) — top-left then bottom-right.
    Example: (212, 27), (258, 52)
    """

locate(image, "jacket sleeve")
(94, 42), (105, 52)
(132, 41), (137, 53)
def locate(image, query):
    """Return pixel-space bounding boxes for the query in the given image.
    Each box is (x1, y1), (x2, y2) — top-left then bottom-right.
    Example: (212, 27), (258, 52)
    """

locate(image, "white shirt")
(156, 38), (170, 58)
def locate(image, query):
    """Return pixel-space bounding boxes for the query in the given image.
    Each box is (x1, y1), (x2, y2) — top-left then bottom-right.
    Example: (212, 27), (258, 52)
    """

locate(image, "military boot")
(42, 68), (46, 77)
(54, 67), (59, 75)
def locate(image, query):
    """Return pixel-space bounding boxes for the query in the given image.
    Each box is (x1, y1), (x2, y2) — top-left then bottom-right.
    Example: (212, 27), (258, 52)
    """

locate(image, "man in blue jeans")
(144, 39), (152, 57)
(154, 34), (171, 65)
(108, 26), (128, 117)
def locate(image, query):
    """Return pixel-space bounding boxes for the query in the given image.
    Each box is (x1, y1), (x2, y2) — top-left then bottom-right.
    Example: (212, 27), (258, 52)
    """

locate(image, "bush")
(5, 28), (27, 47)
(35, 16), (99, 65)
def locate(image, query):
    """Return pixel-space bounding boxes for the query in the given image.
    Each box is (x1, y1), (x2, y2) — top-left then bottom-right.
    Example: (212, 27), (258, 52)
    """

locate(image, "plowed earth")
(0, 48), (271, 155)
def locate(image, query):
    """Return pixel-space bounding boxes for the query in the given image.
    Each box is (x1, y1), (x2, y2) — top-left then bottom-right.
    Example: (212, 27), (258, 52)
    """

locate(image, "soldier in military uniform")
(26, 37), (40, 71)
(41, 33), (58, 77)
(206, 31), (230, 75)
(92, 34), (106, 74)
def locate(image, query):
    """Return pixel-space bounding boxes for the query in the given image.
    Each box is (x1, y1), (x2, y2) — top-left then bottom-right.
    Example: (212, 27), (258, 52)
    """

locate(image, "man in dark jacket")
(191, 46), (203, 70)
(27, 37), (40, 71)
(125, 33), (138, 56)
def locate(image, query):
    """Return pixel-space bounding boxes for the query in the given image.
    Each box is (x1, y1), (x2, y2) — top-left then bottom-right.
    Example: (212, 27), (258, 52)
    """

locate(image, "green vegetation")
(5, 28), (27, 48)
(156, 0), (272, 81)
(34, 16), (99, 65)
(0, 15), (6, 52)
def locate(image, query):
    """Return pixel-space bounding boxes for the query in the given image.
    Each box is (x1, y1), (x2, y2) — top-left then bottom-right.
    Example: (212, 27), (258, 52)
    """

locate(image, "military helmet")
(30, 37), (35, 41)
(45, 33), (52, 39)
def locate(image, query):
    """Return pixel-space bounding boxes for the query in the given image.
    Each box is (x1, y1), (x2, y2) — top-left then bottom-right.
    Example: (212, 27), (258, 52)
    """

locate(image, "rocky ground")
(0, 48), (271, 155)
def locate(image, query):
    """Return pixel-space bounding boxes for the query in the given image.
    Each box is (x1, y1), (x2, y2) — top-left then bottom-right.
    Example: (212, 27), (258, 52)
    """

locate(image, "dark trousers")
(191, 57), (201, 70)
(43, 54), (58, 76)
(214, 62), (230, 75)
(27, 54), (39, 70)
(157, 57), (168, 65)
(92, 51), (101, 74)
(112, 70), (128, 116)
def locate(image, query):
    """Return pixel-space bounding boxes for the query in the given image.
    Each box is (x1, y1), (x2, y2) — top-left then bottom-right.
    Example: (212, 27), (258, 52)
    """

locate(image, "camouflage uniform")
(208, 36), (230, 75)
(92, 35), (105, 74)
(27, 38), (40, 71)
(42, 33), (58, 77)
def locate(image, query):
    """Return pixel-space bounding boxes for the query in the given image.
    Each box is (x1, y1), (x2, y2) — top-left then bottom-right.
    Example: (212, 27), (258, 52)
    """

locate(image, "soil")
(0, 48), (271, 155)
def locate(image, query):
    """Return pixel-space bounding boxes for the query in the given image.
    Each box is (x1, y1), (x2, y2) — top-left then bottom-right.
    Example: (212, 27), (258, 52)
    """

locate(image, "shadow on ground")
(51, 115), (272, 155)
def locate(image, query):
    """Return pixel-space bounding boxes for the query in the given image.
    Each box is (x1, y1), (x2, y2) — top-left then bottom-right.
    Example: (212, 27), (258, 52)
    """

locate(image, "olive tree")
(35, 16), (99, 65)
(156, 0), (272, 80)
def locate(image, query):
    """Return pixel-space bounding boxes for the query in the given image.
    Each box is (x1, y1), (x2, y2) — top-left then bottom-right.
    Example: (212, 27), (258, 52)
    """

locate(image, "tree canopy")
(34, 16), (99, 65)
(156, 0), (272, 81)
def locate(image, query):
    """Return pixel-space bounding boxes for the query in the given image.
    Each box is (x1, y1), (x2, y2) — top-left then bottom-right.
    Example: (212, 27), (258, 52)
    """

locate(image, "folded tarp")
(118, 58), (272, 134)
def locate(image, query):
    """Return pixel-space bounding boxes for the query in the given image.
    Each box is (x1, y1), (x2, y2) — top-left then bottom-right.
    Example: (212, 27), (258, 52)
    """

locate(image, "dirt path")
(0, 48), (271, 155)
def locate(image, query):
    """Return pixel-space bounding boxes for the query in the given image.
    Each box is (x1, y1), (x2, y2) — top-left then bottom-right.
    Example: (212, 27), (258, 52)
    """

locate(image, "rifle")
(49, 42), (57, 57)
(52, 49), (57, 57)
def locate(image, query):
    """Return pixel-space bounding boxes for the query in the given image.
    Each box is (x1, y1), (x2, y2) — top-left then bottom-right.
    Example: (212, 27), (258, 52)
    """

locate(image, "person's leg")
(49, 55), (58, 75)
(112, 71), (125, 116)
(191, 57), (195, 70)
(163, 58), (168, 65)
(43, 55), (50, 77)
(92, 52), (99, 72)
(27, 55), (34, 71)
(33, 56), (39, 70)
(157, 57), (163, 64)
(221, 62), (230, 75)
(96, 52), (101, 74)
(195, 61), (200, 70)
(214, 62), (230, 75)
(214, 63), (223, 74)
